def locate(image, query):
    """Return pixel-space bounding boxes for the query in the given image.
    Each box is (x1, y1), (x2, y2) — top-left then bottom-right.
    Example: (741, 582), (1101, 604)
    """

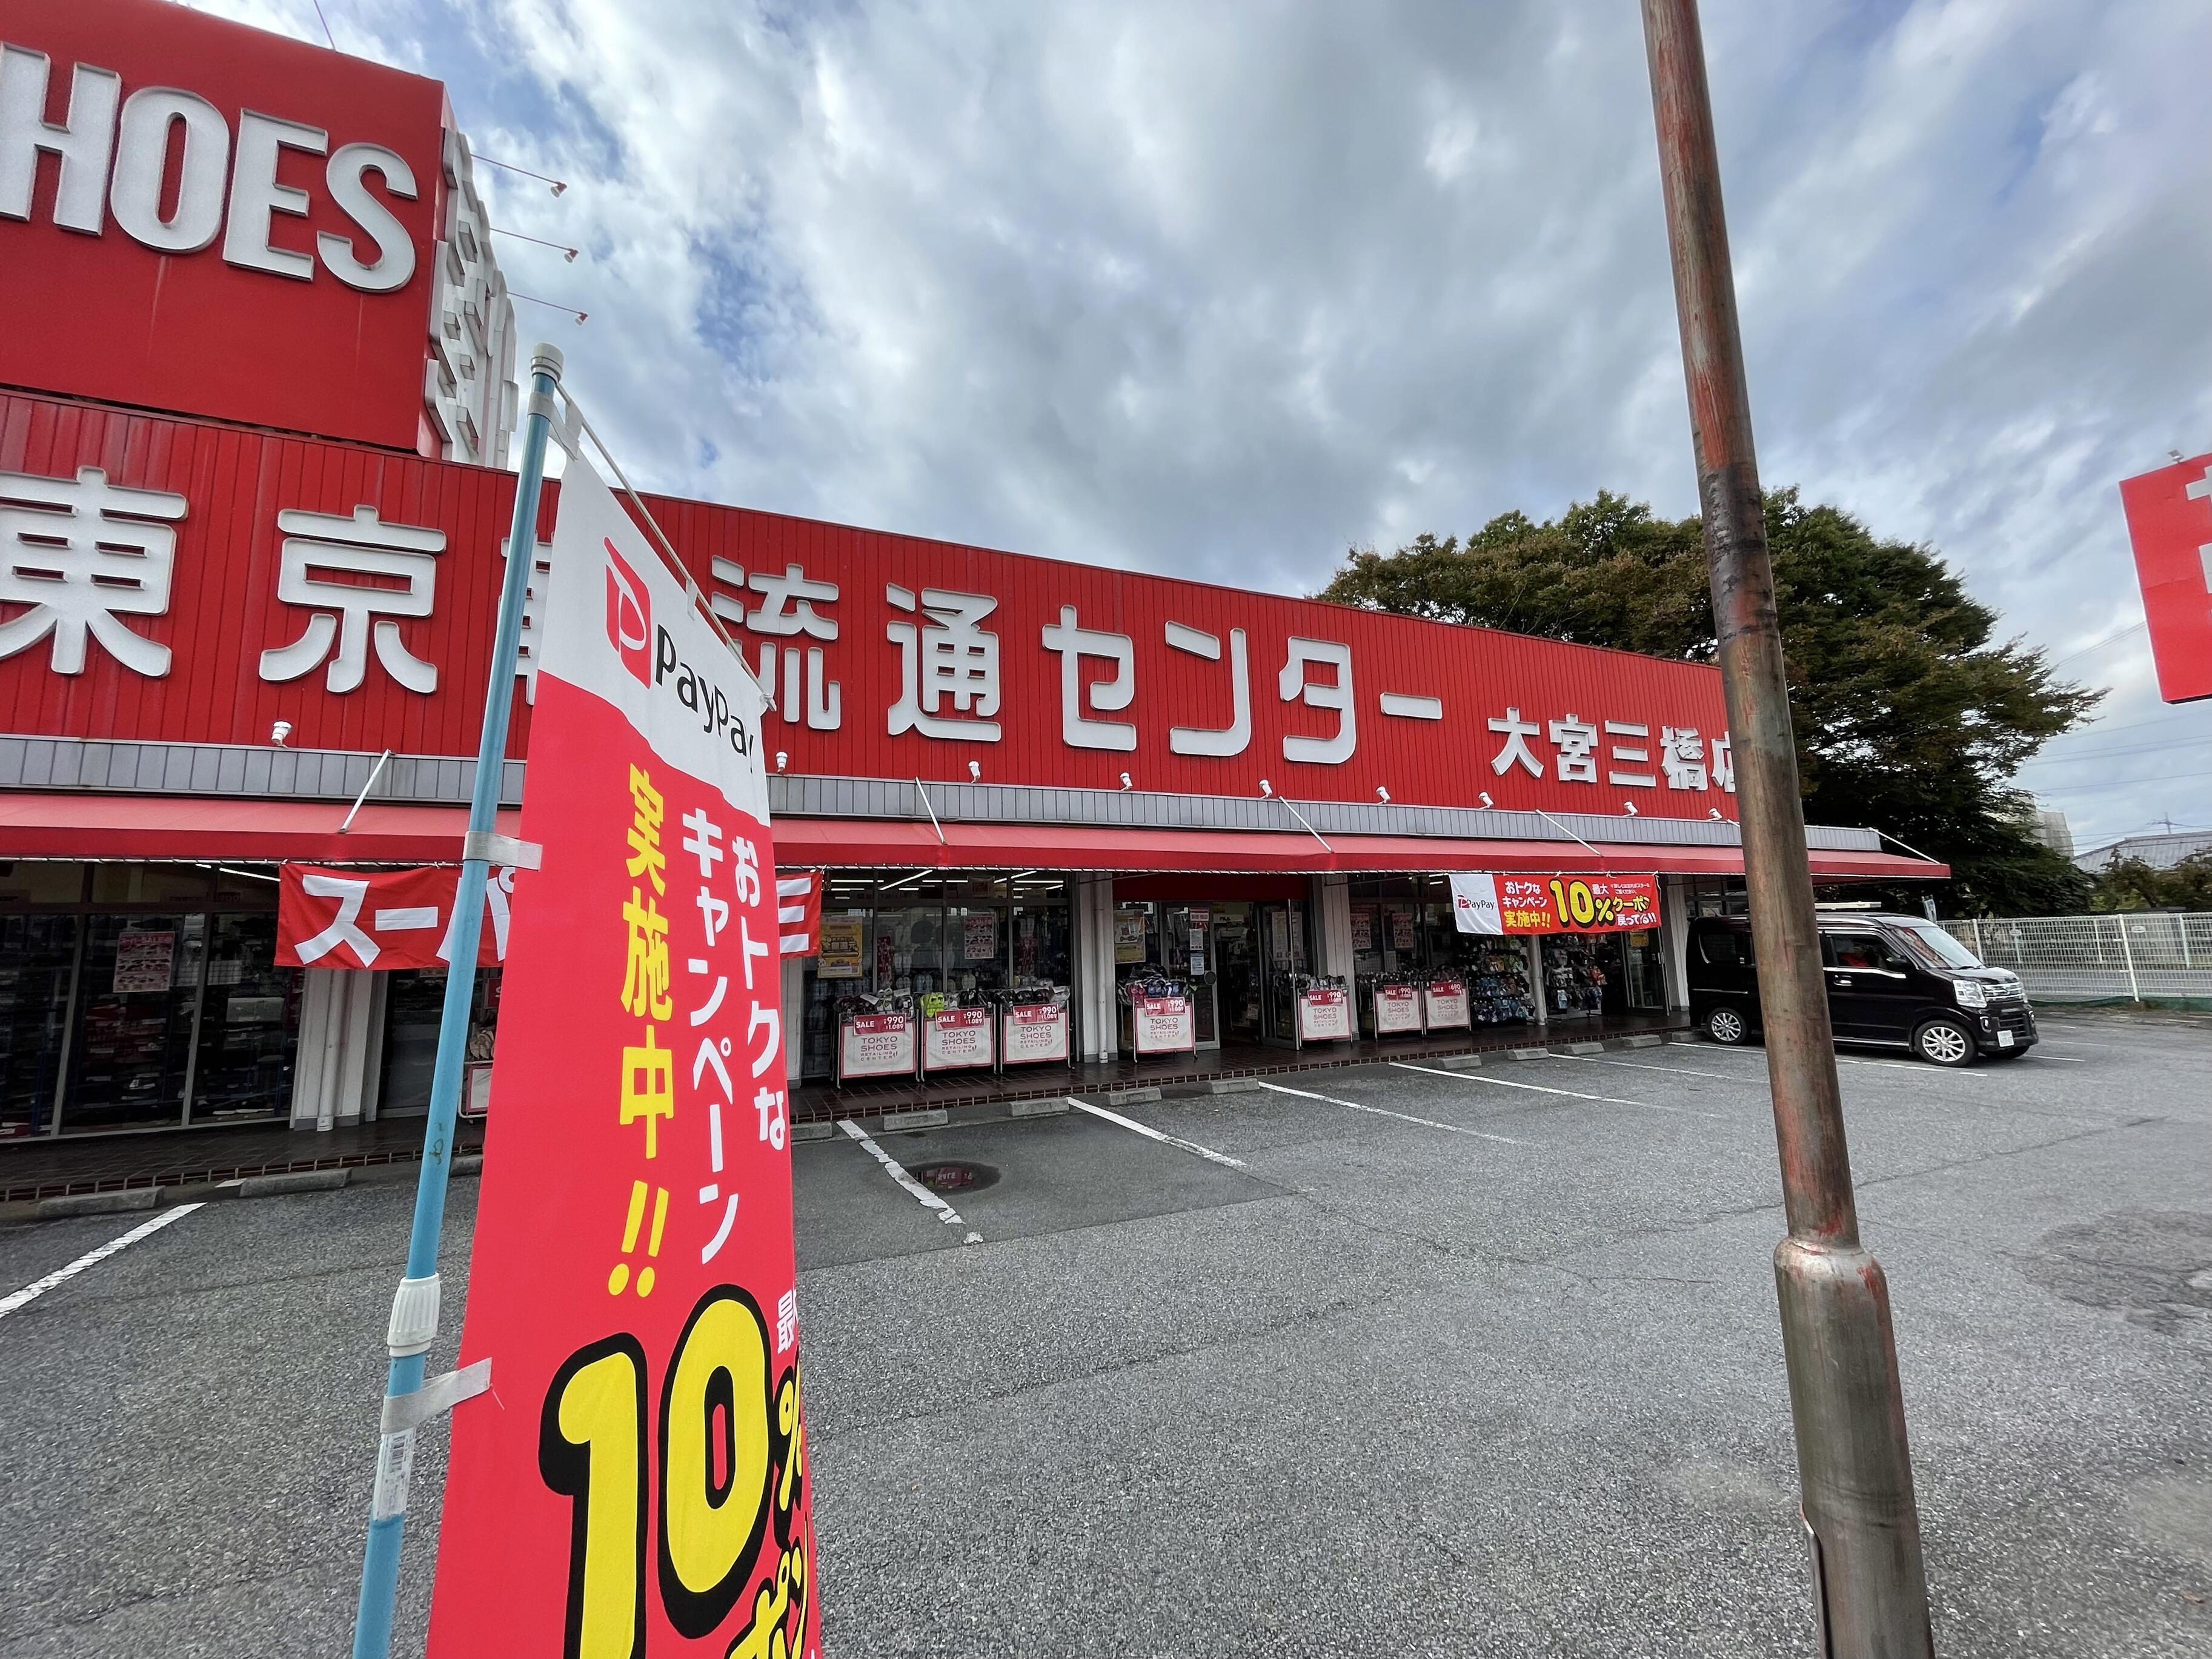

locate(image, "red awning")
(0, 793), (520, 864)
(0, 794), (1948, 882)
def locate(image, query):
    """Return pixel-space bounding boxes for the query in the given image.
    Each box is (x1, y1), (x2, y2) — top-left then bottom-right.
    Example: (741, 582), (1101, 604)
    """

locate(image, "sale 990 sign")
(429, 456), (817, 1658)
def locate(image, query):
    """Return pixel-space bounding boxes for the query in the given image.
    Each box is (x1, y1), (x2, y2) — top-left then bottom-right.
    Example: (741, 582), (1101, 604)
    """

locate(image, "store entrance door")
(1212, 902), (1262, 1046)
(1620, 927), (1668, 1012)
(1257, 899), (1309, 1046)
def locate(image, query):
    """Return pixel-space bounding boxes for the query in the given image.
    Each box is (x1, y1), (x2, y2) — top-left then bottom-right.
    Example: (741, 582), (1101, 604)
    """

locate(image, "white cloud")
(211, 0), (2212, 849)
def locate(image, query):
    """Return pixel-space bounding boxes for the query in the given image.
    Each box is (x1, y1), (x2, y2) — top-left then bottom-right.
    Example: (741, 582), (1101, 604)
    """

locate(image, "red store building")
(0, 0), (1941, 1142)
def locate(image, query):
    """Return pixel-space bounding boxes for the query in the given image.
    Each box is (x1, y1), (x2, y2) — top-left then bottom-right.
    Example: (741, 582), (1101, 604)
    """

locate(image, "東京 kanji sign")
(2117, 451), (2212, 705)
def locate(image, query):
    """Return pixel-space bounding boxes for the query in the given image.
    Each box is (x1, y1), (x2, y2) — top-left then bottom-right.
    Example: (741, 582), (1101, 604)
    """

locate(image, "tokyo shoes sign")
(0, 0), (445, 450)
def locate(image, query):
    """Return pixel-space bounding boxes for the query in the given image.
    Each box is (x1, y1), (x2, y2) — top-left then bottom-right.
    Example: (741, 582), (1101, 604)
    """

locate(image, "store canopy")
(0, 795), (1948, 882)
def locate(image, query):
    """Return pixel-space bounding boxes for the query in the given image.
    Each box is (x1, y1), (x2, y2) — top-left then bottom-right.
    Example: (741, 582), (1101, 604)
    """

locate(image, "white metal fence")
(1944, 912), (2212, 1004)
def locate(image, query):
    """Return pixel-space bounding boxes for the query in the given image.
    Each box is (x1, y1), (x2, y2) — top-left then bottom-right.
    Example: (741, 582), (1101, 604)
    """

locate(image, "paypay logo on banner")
(428, 455), (817, 1658)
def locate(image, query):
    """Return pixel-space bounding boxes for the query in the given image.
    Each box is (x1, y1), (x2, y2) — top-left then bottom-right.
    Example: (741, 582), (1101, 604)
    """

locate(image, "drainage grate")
(908, 1160), (1000, 1195)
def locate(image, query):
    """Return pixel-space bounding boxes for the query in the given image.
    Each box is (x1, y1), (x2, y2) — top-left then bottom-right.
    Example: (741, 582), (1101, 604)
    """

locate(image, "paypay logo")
(603, 538), (651, 685)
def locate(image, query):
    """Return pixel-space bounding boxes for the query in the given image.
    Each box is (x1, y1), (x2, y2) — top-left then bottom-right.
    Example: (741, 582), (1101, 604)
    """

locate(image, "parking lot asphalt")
(1, 1015), (2207, 1657)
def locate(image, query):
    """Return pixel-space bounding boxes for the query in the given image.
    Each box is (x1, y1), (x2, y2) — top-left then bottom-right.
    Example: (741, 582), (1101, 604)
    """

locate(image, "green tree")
(2089, 851), (2212, 913)
(1320, 490), (2099, 916)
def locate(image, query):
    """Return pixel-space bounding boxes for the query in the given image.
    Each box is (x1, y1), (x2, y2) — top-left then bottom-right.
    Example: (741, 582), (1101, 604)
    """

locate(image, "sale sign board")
(1372, 982), (1423, 1036)
(2117, 452), (2212, 703)
(839, 1012), (916, 1080)
(428, 456), (817, 1658)
(923, 1005), (994, 1072)
(1296, 985), (1353, 1043)
(1128, 992), (1195, 1056)
(1001, 1000), (1071, 1066)
(1421, 977), (1471, 1031)
(1450, 873), (1659, 935)
(276, 862), (517, 970)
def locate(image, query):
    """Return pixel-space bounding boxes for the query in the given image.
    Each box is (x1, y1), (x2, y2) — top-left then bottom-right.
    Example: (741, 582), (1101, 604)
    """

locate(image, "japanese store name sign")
(2117, 451), (2212, 704)
(1450, 873), (1660, 935)
(429, 457), (817, 1657)
(0, 387), (1734, 820)
(0, 0), (444, 451)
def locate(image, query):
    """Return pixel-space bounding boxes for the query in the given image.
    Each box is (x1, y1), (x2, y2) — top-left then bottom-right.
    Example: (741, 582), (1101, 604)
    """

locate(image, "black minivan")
(1687, 913), (2036, 1066)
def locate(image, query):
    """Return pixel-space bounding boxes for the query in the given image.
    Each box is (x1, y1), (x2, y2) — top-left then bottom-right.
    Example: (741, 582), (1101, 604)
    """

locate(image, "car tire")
(1706, 1007), (1750, 1046)
(1912, 1018), (1976, 1068)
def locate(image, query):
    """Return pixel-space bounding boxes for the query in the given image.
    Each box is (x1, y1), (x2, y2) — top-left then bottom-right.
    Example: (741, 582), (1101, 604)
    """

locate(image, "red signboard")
(1450, 872), (1661, 935)
(275, 862), (513, 969)
(0, 1), (445, 453)
(2118, 452), (2212, 704)
(0, 388), (1735, 820)
(429, 457), (817, 1657)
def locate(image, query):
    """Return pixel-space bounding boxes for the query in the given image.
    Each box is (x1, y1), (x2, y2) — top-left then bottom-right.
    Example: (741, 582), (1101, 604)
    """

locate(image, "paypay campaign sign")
(428, 456), (817, 1658)
(1450, 873), (1659, 935)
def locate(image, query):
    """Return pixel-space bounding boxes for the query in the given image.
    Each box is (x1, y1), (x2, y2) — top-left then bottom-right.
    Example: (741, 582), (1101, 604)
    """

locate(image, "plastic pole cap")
(530, 342), (566, 382)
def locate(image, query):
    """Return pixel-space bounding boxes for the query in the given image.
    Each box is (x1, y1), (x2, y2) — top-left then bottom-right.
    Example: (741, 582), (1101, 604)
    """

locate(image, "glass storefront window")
(64, 913), (204, 1132)
(0, 914), (79, 1139)
(380, 967), (503, 1115)
(0, 862), (87, 905)
(794, 871), (1072, 1080)
(189, 913), (301, 1122)
(91, 864), (214, 907)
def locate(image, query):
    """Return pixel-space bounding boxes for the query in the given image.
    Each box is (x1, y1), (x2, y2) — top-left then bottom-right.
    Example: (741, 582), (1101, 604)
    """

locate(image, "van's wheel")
(1706, 1008), (1749, 1046)
(1912, 1018), (1975, 1068)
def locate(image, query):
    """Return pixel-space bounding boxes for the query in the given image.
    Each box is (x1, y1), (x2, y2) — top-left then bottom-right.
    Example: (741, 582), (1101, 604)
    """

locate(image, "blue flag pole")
(349, 343), (565, 1659)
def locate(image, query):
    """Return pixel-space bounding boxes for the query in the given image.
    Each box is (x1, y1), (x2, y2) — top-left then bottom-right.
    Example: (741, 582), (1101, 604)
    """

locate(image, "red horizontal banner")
(0, 387), (1735, 822)
(276, 862), (512, 969)
(1449, 873), (1659, 935)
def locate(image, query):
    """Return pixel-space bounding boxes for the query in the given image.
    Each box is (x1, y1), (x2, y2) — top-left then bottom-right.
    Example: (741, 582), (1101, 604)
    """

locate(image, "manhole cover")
(909, 1160), (1000, 1195)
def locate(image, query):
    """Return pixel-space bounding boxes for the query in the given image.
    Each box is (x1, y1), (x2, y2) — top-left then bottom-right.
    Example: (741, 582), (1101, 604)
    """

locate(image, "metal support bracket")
(463, 831), (542, 869)
(379, 1358), (493, 1437)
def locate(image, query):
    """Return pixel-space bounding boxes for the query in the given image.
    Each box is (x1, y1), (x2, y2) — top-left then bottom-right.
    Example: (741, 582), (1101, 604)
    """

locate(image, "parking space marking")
(1388, 1060), (1722, 1119)
(1553, 1054), (1762, 1085)
(0, 1203), (204, 1323)
(1252, 1079), (1531, 1146)
(837, 1120), (983, 1243)
(1833, 1055), (1984, 1078)
(1066, 1099), (1249, 1169)
(2028, 1055), (2087, 1063)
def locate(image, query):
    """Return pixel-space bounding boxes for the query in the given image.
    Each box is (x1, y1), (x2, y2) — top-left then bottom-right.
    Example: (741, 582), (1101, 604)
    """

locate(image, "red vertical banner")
(2118, 453), (2212, 704)
(429, 456), (817, 1656)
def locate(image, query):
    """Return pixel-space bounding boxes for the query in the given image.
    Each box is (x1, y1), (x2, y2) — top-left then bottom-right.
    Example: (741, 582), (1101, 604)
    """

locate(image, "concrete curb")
(1103, 1086), (1161, 1106)
(230, 1169), (351, 1199)
(1009, 1098), (1069, 1118)
(881, 1108), (949, 1132)
(33, 1187), (164, 1220)
(790, 1121), (834, 1143)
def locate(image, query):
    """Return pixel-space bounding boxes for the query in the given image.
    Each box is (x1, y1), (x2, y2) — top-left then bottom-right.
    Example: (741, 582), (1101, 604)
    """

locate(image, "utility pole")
(1636, 4), (1935, 1653)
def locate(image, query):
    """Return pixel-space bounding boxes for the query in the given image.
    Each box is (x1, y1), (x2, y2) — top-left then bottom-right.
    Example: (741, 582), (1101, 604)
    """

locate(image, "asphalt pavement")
(2, 1015), (2207, 1657)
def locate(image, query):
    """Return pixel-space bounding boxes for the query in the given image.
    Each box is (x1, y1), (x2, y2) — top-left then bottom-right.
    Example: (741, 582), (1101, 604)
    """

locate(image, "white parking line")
(0, 1203), (204, 1322)
(1833, 1055), (1984, 1078)
(1553, 1054), (1761, 1085)
(1388, 1060), (1722, 1119)
(837, 1120), (983, 1243)
(2030, 1055), (2087, 1063)
(1066, 1099), (1248, 1169)
(1252, 1079), (1530, 1146)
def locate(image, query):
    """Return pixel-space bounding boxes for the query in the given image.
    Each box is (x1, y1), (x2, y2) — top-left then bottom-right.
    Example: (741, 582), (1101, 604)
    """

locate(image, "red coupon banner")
(428, 454), (817, 1657)
(1450, 872), (1660, 936)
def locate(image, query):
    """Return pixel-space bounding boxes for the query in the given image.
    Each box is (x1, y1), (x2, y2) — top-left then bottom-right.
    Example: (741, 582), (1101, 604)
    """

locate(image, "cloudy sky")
(206, 0), (2212, 852)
